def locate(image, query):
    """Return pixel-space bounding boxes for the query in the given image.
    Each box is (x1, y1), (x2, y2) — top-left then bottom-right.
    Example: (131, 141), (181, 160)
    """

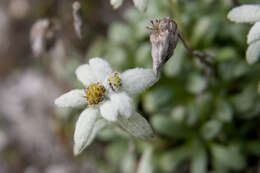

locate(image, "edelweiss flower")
(110, 0), (148, 12)
(227, 4), (260, 64)
(55, 58), (157, 155)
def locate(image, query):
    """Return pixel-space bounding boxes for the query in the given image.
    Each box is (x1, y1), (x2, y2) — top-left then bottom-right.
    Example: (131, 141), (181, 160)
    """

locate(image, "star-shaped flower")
(55, 58), (157, 155)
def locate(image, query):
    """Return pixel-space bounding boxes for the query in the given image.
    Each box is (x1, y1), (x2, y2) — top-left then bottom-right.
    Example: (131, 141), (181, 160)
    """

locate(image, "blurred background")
(0, 0), (260, 173)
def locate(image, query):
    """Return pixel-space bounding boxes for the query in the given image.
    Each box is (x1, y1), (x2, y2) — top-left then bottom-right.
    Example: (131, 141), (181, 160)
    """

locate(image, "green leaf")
(215, 99), (233, 122)
(186, 104), (199, 126)
(120, 150), (136, 173)
(151, 115), (191, 138)
(258, 81), (260, 94)
(191, 17), (211, 45)
(201, 120), (222, 140)
(108, 23), (132, 44)
(117, 112), (154, 140)
(160, 146), (191, 172)
(170, 105), (187, 123)
(106, 46), (128, 70)
(211, 144), (246, 171)
(245, 140), (260, 156)
(186, 73), (207, 94)
(231, 84), (256, 114)
(106, 140), (128, 165)
(135, 43), (152, 67)
(191, 147), (207, 173)
(163, 44), (185, 77)
(143, 87), (174, 113)
(216, 47), (237, 62)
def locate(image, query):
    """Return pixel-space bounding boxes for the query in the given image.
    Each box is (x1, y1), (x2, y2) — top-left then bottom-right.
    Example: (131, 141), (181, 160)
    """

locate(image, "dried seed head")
(30, 18), (60, 57)
(147, 17), (179, 75)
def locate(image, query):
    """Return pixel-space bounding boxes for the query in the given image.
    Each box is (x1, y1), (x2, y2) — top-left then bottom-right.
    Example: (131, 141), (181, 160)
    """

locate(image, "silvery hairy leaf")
(117, 112), (154, 139)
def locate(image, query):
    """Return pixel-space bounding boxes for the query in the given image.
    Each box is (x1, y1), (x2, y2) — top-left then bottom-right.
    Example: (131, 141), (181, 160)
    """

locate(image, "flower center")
(108, 72), (121, 91)
(85, 83), (106, 105)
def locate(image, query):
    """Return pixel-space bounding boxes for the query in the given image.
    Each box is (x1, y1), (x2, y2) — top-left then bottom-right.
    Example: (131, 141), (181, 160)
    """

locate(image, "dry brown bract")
(147, 17), (179, 75)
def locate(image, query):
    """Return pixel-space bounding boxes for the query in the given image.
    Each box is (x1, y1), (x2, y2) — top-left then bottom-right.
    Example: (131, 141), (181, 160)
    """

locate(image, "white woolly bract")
(110, 92), (133, 118)
(89, 57), (113, 82)
(75, 64), (96, 86)
(73, 108), (98, 155)
(133, 0), (148, 12)
(55, 89), (87, 108)
(100, 92), (133, 121)
(100, 100), (118, 121)
(110, 0), (124, 9)
(85, 119), (107, 147)
(121, 68), (158, 95)
(227, 4), (260, 23)
(246, 40), (260, 64)
(247, 22), (260, 44)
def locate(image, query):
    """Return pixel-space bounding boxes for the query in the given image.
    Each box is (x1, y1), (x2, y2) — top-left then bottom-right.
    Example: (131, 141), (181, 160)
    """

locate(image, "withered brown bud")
(30, 18), (60, 57)
(147, 17), (179, 75)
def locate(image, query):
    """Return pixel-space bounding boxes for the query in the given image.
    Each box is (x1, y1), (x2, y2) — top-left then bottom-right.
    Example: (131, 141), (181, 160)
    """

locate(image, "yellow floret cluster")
(85, 83), (106, 105)
(108, 72), (121, 91)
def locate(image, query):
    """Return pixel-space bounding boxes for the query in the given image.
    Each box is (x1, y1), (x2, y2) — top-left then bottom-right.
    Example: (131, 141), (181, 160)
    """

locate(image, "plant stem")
(178, 32), (217, 78)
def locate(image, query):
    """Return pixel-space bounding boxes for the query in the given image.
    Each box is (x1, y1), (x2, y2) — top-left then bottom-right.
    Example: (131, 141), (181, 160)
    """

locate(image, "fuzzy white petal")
(110, 92), (133, 118)
(86, 119), (108, 147)
(75, 64), (97, 86)
(110, 0), (124, 9)
(133, 0), (148, 12)
(121, 68), (158, 95)
(89, 57), (113, 82)
(55, 89), (87, 108)
(73, 108), (98, 155)
(227, 4), (260, 23)
(100, 101), (118, 122)
(100, 92), (133, 121)
(246, 40), (260, 64)
(247, 22), (260, 44)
